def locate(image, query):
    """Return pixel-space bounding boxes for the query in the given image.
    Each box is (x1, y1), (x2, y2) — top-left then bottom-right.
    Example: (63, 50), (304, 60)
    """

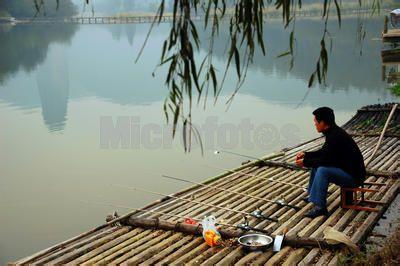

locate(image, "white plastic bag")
(201, 216), (222, 246)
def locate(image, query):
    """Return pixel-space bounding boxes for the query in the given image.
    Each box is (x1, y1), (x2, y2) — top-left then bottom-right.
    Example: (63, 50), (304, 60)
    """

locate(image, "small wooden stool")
(340, 182), (386, 212)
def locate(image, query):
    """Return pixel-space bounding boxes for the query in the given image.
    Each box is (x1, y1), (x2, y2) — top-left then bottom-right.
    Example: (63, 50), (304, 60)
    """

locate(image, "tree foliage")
(0, 0), (77, 18)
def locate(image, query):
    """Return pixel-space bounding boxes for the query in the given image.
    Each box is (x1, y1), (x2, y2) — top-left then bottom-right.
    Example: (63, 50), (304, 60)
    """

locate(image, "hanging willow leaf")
(333, 0), (341, 27)
(234, 46), (241, 78)
(308, 73), (315, 87)
(158, 0), (165, 23)
(289, 30), (294, 54)
(209, 65), (217, 94)
(277, 51), (291, 58)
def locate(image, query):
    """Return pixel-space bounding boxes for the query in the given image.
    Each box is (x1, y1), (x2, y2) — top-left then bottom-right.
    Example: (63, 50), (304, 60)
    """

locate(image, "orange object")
(184, 218), (197, 225)
(204, 230), (221, 246)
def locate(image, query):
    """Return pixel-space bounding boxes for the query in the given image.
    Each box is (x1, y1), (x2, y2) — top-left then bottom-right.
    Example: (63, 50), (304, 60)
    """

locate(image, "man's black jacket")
(303, 124), (366, 183)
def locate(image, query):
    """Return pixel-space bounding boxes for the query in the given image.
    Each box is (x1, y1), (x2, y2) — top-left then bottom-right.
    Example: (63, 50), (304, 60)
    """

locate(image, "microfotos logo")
(99, 116), (301, 150)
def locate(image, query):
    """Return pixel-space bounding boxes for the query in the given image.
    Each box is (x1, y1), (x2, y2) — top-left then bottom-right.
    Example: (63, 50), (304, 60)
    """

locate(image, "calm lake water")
(0, 17), (398, 263)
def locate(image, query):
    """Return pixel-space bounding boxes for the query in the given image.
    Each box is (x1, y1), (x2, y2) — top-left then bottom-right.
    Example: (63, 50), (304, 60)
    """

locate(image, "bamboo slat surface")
(12, 103), (400, 265)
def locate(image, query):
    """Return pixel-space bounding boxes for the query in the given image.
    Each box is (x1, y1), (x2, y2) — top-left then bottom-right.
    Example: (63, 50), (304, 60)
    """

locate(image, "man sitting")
(296, 107), (366, 218)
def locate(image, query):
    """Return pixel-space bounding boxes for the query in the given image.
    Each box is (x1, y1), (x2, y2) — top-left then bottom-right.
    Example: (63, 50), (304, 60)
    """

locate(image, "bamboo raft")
(382, 29), (400, 42)
(12, 103), (400, 265)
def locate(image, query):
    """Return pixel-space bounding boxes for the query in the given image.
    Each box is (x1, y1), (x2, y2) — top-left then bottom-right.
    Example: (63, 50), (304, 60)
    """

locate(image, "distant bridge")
(12, 9), (375, 25)
(15, 15), (180, 25)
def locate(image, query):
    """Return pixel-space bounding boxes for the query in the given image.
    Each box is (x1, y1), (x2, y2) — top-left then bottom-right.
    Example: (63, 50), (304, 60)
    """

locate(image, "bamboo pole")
(150, 167), (272, 226)
(110, 231), (174, 264)
(116, 185), (279, 221)
(49, 227), (131, 265)
(188, 246), (230, 265)
(80, 229), (151, 265)
(168, 168), (302, 228)
(70, 228), (144, 265)
(156, 238), (205, 265)
(31, 227), (122, 265)
(365, 103), (399, 166)
(141, 152), (283, 219)
(259, 160), (399, 178)
(224, 171), (309, 228)
(125, 217), (343, 249)
(88, 230), (158, 264)
(161, 174), (301, 209)
(140, 235), (195, 264)
(205, 165), (307, 190)
(121, 233), (184, 265)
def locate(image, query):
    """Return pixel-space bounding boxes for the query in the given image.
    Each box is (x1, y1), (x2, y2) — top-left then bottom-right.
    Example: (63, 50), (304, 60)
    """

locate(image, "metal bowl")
(238, 234), (273, 251)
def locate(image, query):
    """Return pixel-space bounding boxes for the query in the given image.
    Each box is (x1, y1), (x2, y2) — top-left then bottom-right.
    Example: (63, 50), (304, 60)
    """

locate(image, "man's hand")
(296, 151), (305, 159)
(295, 158), (304, 167)
(296, 151), (305, 167)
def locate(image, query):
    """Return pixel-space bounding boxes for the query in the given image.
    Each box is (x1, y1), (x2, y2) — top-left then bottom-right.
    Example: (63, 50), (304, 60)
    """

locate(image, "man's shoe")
(304, 206), (328, 218)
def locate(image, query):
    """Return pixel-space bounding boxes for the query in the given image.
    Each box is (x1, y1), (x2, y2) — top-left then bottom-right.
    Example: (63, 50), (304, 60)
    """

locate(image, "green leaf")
(277, 51), (291, 58)
(334, 0), (341, 27)
(308, 73), (315, 87)
(158, 0), (165, 24)
(210, 65), (217, 96)
(234, 47), (241, 78)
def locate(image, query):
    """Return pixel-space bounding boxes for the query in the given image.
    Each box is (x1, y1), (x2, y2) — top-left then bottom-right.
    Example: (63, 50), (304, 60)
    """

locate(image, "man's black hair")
(313, 107), (336, 126)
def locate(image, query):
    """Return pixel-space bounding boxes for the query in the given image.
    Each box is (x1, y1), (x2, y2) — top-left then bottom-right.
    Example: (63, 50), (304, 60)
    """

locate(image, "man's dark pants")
(308, 166), (357, 209)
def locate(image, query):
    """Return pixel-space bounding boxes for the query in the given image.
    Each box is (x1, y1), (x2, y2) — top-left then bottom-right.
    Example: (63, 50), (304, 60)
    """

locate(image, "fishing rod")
(161, 174), (301, 211)
(113, 185), (279, 222)
(205, 164), (307, 192)
(82, 201), (271, 235)
(213, 150), (264, 161)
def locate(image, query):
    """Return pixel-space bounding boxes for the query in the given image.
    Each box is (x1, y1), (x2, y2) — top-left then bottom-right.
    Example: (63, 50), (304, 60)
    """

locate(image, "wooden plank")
(298, 248), (320, 265)
(89, 230), (160, 264)
(122, 233), (184, 264)
(50, 227), (131, 265)
(200, 246), (236, 265)
(155, 237), (204, 265)
(14, 225), (117, 265)
(169, 242), (210, 265)
(141, 235), (194, 264)
(81, 229), (153, 265)
(245, 250), (274, 265)
(215, 246), (244, 265)
(315, 251), (333, 265)
(186, 245), (223, 265)
(233, 250), (264, 265)
(265, 246), (292, 265)
(282, 248), (309, 266)
(69, 228), (144, 265)
(109, 231), (174, 264)
(31, 227), (121, 265)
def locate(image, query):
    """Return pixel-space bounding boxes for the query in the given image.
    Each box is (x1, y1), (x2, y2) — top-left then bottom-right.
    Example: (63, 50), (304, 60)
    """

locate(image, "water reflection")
(36, 45), (69, 131)
(0, 24), (77, 131)
(203, 17), (387, 92)
(0, 18), (396, 133)
(0, 24), (77, 83)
